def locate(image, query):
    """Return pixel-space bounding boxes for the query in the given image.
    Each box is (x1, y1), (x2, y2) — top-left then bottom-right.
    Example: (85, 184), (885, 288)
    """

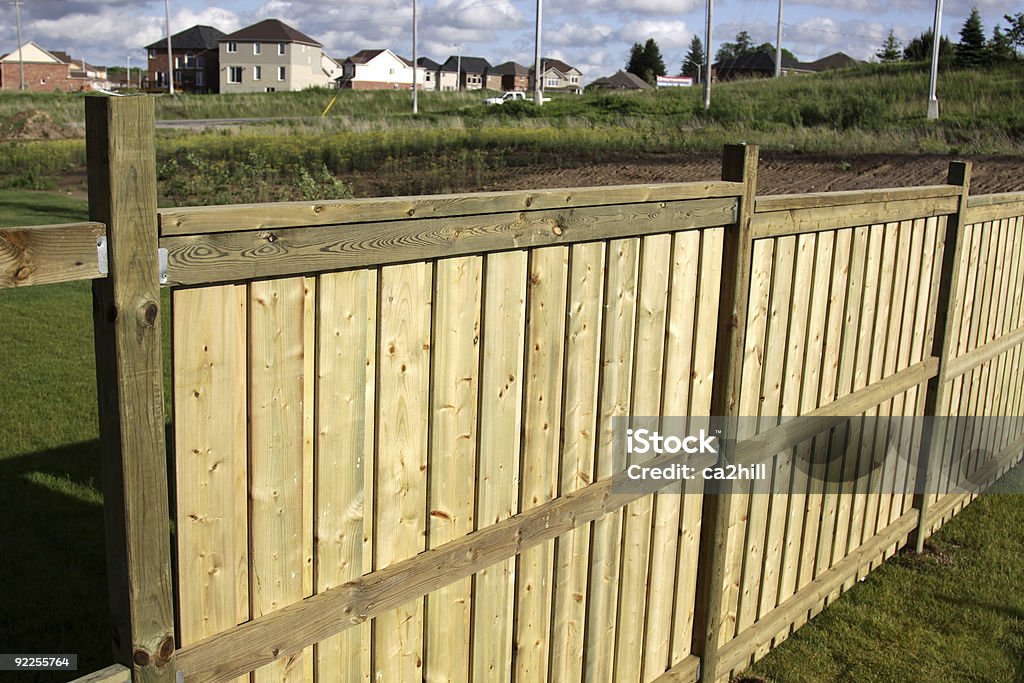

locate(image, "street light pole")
(703, 0), (713, 109)
(412, 0), (418, 113)
(775, 0), (784, 77)
(164, 0), (174, 94)
(127, 55), (131, 90)
(927, 0), (943, 119)
(14, 0), (25, 91)
(533, 0), (543, 104)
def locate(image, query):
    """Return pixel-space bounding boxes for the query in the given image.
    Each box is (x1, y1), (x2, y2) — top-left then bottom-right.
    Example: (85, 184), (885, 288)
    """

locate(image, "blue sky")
(1, 0), (1019, 82)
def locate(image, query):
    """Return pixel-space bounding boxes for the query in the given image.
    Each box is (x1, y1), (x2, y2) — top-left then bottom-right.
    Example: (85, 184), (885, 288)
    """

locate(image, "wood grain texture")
(160, 198), (737, 286)
(616, 234), (671, 683)
(473, 250), (528, 683)
(248, 276), (310, 683)
(374, 262), (432, 682)
(158, 181), (745, 235)
(585, 237), (640, 683)
(754, 185), (960, 213)
(0, 221), (106, 288)
(315, 269), (377, 683)
(173, 285), (249, 668)
(86, 96), (176, 683)
(750, 196), (958, 239)
(550, 242), (605, 683)
(515, 246), (568, 682)
(425, 256), (481, 683)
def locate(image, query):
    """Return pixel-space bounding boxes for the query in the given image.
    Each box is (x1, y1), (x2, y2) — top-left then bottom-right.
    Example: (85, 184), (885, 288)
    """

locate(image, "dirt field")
(346, 151), (1024, 197)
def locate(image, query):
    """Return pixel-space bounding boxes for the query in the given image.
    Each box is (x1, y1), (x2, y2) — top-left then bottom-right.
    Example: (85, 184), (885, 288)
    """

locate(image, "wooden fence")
(2, 97), (1023, 683)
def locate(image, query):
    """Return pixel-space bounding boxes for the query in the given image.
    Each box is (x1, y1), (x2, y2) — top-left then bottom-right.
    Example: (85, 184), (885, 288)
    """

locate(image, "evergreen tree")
(990, 24), (1016, 62)
(626, 42), (650, 82)
(681, 35), (706, 79)
(642, 38), (667, 82)
(876, 29), (902, 62)
(957, 7), (987, 67)
(1003, 12), (1024, 54)
(903, 29), (954, 61)
(716, 30), (754, 61)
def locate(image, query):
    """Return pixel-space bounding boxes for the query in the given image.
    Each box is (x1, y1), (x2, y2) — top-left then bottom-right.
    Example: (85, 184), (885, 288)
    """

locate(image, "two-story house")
(145, 25), (224, 93)
(439, 55), (494, 91)
(530, 58), (583, 94)
(490, 61), (529, 91)
(336, 49), (424, 90)
(219, 19), (333, 93)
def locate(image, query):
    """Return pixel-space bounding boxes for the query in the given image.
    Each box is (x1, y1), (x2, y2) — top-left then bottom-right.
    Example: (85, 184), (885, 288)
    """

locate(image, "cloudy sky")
(1, 0), (1020, 82)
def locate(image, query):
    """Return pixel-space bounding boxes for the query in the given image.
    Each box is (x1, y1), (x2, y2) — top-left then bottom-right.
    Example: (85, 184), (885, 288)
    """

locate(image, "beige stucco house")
(218, 19), (333, 93)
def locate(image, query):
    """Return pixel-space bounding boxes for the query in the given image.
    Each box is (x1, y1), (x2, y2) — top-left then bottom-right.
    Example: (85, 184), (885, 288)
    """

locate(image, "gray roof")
(491, 61), (528, 76)
(590, 70), (651, 89)
(222, 19), (321, 47)
(146, 24), (226, 51)
(440, 55), (491, 73)
(803, 52), (861, 71)
(417, 57), (441, 70)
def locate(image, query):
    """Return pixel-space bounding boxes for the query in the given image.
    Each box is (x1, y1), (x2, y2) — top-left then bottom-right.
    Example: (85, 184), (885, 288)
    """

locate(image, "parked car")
(483, 91), (551, 105)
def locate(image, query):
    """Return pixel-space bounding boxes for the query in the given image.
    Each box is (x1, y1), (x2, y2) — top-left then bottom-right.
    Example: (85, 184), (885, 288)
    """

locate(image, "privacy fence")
(2, 97), (1023, 683)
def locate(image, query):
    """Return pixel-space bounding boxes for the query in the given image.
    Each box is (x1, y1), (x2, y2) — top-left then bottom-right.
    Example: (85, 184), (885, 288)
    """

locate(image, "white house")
(336, 49), (427, 90)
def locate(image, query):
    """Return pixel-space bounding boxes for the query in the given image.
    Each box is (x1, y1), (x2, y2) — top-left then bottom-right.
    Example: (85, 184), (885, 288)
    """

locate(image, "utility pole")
(927, 0), (943, 119)
(456, 44), (462, 90)
(703, 0), (713, 109)
(126, 56), (131, 90)
(533, 0), (543, 105)
(14, 0), (25, 91)
(412, 0), (418, 113)
(164, 0), (174, 94)
(774, 0), (784, 77)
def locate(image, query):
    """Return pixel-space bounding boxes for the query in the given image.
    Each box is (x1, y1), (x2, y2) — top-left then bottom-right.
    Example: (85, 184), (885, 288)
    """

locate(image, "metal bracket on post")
(96, 237), (167, 285)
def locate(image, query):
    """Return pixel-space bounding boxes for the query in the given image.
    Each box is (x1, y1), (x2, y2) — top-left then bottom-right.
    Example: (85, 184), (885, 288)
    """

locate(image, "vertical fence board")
(315, 269), (376, 683)
(550, 243), (606, 683)
(426, 256), (481, 683)
(585, 237), (640, 683)
(374, 262), (432, 682)
(248, 276), (311, 683)
(173, 285), (249, 675)
(515, 246), (569, 682)
(473, 251), (528, 683)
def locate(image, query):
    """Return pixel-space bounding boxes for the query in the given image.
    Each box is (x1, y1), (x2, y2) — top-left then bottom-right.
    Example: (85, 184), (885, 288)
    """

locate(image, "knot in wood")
(138, 301), (159, 327)
(133, 649), (151, 667)
(313, 204), (325, 214)
(157, 635), (175, 663)
(14, 265), (32, 282)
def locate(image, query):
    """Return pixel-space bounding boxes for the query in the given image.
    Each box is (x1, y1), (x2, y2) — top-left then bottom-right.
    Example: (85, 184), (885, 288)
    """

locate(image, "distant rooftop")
(221, 19), (321, 47)
(146, 24), (226, 51)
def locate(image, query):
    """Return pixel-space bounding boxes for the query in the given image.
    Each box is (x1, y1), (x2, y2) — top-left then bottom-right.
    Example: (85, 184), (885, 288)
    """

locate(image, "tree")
(642, 38), (667, 81)
(1004, 12), (1024, 54)
(716, 30), (754, 61)
(681, 35), (706, 80)
(903, 29), (954, 61)
(876, 29), (902, 63)
(990, 24), (1016, 62)
(626, 38), (667, 84)
(957, 6), (987, 67)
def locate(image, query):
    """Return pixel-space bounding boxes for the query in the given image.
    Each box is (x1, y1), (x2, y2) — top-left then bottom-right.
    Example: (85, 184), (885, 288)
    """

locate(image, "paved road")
(155, 116), (313, 129)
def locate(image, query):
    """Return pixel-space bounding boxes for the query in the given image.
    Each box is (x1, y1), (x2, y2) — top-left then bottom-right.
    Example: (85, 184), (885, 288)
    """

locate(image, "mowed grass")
(744, 466), (1024, 682)
(2, 190), (1024, 680)
(0, 190), (171, 680)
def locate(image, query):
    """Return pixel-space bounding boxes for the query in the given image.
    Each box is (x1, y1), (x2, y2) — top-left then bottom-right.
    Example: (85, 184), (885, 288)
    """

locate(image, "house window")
(228, 66), (242, 83)
(254, 65), (262, 80)
(265, 86), (276, 92)
(197, 55), (205, 69)
(254, 42), (261, 55)
(148, 50), (156, 59)
(227, 41), (238, 53)
(174, 56), (180, 68)
(278, 66), (286, 80)
(197, 71), (205, 86)
(278, 43), (286, 55)
(546, 78), (558, 87)
(184, 54), (197, 68)
(425, 72), (431, 81)
(570, 75), (578, 83)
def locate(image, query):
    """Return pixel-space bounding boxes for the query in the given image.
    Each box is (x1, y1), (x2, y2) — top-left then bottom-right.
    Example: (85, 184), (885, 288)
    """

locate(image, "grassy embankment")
(0, 61), (1021, 201)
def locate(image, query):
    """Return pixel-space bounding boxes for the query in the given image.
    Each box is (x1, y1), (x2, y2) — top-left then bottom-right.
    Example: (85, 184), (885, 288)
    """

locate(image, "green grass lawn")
(1, 190), (1023, 681)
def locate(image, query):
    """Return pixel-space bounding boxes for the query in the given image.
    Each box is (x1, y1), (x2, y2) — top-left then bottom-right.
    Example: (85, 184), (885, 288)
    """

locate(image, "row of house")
(143, 18), (582, 95)
(0, 42), (107, 91)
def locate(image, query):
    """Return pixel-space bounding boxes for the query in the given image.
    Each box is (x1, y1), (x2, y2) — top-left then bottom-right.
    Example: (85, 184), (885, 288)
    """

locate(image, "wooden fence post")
(87, 96), (177, 683)
(911, 161), (972, 552)
(692, 144), (758, 683)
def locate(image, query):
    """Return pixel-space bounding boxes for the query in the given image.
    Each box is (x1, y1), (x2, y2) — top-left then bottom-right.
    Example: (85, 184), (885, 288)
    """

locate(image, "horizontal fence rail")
(3, 97), (1024, 683)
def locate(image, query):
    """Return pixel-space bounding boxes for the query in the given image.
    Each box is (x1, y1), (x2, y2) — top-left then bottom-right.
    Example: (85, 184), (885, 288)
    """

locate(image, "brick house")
(0, 42), (80, 92)
(146, 25), (225, 93)
(489, 61), (529, 91)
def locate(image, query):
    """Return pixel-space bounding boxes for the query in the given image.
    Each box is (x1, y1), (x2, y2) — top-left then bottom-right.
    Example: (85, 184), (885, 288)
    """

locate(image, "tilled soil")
(351, 151), (1024, 197)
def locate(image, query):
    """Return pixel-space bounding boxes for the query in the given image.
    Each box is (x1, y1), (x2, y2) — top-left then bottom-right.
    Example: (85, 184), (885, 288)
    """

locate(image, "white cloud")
(546, 22), (616, 47)
(617, 19), (693, 50)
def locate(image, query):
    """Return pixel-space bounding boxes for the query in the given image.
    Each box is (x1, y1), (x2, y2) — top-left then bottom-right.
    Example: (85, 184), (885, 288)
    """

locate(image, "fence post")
(692, 143), (758, 683)
(87, 96), (177, 683)
(911, 161), (972, 553)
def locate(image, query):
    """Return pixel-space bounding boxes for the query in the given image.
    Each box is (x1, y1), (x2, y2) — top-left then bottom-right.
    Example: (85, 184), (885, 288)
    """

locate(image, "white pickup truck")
(483, 91), (551, 105)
